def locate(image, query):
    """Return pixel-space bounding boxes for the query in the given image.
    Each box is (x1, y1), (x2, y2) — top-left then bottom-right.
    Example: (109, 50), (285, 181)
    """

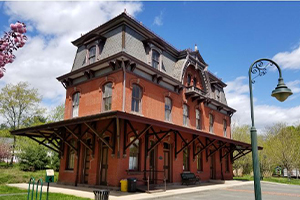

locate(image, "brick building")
(11, 12), (257, 187)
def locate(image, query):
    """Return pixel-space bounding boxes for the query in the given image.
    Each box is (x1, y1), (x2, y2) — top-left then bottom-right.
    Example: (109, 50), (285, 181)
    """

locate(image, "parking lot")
(159, 182), (300, 200)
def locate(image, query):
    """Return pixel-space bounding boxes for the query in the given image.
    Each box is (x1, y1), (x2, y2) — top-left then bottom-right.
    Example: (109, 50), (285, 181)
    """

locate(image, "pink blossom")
(0, 69), (3, 78)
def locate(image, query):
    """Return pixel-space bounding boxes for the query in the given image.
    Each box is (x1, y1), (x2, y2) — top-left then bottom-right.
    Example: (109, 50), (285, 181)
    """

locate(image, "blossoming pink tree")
(0, 22), (27, 78)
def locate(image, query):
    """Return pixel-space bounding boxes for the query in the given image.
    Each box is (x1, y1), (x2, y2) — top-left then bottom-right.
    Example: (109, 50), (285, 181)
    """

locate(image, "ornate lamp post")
(248, 58), (293, 200)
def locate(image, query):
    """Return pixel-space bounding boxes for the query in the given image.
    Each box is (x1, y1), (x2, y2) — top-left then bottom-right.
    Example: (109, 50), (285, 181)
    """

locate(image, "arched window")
(102, 82), (112, 111)
(89, 46), (96, 64)
(72, 92), (80, 118)
(165, 97), (172, 121)
(129, 137), (139, 170)
(66, 140), (76, 170)
(209, 114), (214, 133)
(196, 109), (201, 130)
(183, 147), (189, 171)
(223, 119), (227, 137)
(193, 77), (197, 87)
(152, 50), (160, 69)
(131, 84), (142, 113)
(183, 104), (189, 126)
(187, 74), (191, 87)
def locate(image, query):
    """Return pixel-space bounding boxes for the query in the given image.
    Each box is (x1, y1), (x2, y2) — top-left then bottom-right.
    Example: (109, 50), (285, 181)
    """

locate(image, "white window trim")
(149, 44), (163, 71)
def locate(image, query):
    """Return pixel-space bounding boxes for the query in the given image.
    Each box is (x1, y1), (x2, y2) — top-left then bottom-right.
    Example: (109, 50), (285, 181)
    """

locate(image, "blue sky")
(0, 1), (299, 131)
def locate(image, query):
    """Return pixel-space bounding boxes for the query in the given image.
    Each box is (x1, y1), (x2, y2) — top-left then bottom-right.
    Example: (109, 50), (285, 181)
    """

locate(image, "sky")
(0, 1), (299, 132)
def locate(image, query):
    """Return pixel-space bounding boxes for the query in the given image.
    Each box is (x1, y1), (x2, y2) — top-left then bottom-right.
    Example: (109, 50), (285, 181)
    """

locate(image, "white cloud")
(272, 44), (300, 70)
(286, 80), (300, 94)
(225, 76), (300, 132)
(0, 2), (143, 123)
(153, 11), (163, 26)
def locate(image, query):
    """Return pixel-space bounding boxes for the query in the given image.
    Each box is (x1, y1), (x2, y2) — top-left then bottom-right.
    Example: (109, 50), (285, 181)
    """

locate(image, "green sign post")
(45, 169), (54, 200)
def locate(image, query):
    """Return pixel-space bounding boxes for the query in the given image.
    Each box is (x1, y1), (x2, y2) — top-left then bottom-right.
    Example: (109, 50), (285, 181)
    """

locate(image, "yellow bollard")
(120, 179), (128, 192)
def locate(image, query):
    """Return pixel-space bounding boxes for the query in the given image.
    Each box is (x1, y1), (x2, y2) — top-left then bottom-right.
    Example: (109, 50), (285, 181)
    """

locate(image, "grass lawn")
(0, 165), (91, 199)
(0, 166), (58, 184)
(0, 185), (91, 199)
(234, 175), (300, 185)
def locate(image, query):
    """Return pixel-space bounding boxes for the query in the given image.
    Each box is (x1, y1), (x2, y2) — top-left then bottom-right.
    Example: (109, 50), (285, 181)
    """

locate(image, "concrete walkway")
(8, 180), (253, 200)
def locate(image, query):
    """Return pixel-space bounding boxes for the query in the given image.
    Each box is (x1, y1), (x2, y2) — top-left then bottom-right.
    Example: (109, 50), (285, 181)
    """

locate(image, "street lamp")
(248, 58), (292, 200)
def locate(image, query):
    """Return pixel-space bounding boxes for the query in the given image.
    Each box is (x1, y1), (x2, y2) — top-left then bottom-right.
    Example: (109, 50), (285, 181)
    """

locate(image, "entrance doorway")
(210, 151), (216, 179)
(83, 139), (91, 184)
(149, 141), (156, 184)
(99, 138), (109, 185)
(163, 143), (171, 182)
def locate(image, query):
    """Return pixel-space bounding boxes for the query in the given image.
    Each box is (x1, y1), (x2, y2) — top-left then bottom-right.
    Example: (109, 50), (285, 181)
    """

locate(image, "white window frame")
(196, 109), (201, 130)
(72, 92), (80, 118)
(131, 84), (142, 113)
(129, 137), (139, 170)
(102, 82), (113, 112)
(209, 114), (214, 133)
(183, 104), (189, 126)
(165, 97), (172, 122)
(88, 45), (96, 64)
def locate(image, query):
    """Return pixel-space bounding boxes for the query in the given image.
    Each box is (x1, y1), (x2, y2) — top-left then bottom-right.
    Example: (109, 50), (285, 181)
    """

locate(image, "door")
(100, 141), (109, 185)
(149, 141), (156, 184)
(163, 143), (171, 182)
(210, 151), (216, 179)
(83, 139), (92, 184)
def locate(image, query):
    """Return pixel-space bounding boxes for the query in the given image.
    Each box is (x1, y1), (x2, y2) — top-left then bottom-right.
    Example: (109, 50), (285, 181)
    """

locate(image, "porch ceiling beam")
(194, 139), (216, 157)
(233, 149), (252, 161)
(27, 136), (60, 154)
(206, 141), (227, 160)
(177, 131), (188, 146)
(150, 127), (160, 140)
(53, 129), (77, 152)
(65, 126), (93, 152)
(147, 130), (171, 154)
(221, 146), (235, 160)
(125, 124), (152, 151)
(37, 130), (61, 151)
(175, 135), (199, 157)
(127, 120), (138, 138)
(84, 122), (113, 150)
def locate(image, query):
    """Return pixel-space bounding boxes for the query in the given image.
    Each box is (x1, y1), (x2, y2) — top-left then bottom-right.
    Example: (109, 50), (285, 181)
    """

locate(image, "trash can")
(120, 179), (128, 192)
(127, 178), (137, 192)
(93, 189), (110, 200)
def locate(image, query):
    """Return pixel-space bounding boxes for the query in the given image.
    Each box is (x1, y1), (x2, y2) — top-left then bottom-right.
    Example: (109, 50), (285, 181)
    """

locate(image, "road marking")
(225, 188), (300, 197)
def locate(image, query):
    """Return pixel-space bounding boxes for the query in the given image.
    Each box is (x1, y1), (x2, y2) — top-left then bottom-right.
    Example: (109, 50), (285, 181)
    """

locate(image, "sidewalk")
(8, 180), (253, 200)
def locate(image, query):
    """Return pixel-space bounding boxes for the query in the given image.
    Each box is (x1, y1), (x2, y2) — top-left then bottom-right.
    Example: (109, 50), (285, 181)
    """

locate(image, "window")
(89, 46), (96, 64)
(165, 97), (172, 121)
(129, 137), (139, 170)
(187, 74), (191, 87)
(193, 77), (197, 87)
(102, 83), (112, 111)
(215, 89), (220, 101)
(131, 84), (142, 113)
(197, 148), (203, 171)
(183, 147), (189, 171)
(209, 114), (214, 133)
(66, 140), (76, 170)
(152, 50), (160, 69)
(72, 92), (80, 118)
(223, 119), (227, 137)
(196, 109), (201, 130)
(225, 154), (230, 172)
(183, 104), (189, 126)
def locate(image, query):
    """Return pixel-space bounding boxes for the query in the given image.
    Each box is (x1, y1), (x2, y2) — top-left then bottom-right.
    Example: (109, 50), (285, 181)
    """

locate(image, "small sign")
(45, 169), (54, 183)
(159, 156), (163, 160)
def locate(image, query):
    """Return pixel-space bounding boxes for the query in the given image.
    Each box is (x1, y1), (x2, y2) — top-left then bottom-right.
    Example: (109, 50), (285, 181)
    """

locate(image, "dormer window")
(89, 46), (96, 64)
(152, 50), (160, 69)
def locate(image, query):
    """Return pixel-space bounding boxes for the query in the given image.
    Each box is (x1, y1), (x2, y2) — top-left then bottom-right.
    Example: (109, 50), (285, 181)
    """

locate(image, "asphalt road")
(159, 182), (300, 200)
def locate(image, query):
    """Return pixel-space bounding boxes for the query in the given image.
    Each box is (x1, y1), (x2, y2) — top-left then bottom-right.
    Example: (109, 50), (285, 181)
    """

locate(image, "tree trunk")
(10, 136), (16, 165)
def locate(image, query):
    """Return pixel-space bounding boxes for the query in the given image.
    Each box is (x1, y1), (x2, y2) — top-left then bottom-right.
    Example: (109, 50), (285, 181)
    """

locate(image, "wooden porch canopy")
(10, 111), (262, 163)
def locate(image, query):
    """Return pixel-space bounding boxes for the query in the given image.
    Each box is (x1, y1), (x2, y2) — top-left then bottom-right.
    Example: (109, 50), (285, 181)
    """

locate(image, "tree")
(0, 22), (27, 78)
(231, 125), (253, 175)
(18, 137), (49, 171)
(48, 104), (65, 122)
(0, 82), (44, 164)
(0, 138), (11, 163)
(264, 123), (300, 177)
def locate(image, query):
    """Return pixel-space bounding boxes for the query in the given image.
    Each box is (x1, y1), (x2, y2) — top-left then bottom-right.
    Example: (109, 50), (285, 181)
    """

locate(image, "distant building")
(11, 12), (257, 187)
(0, 137), (18, 163)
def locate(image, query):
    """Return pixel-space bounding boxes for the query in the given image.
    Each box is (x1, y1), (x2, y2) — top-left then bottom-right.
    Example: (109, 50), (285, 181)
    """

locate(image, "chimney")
(195, 44), (198, 51)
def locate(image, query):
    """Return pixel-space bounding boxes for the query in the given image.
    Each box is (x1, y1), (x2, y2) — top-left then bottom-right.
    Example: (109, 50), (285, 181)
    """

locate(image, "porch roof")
(10, 110), (261, 151)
